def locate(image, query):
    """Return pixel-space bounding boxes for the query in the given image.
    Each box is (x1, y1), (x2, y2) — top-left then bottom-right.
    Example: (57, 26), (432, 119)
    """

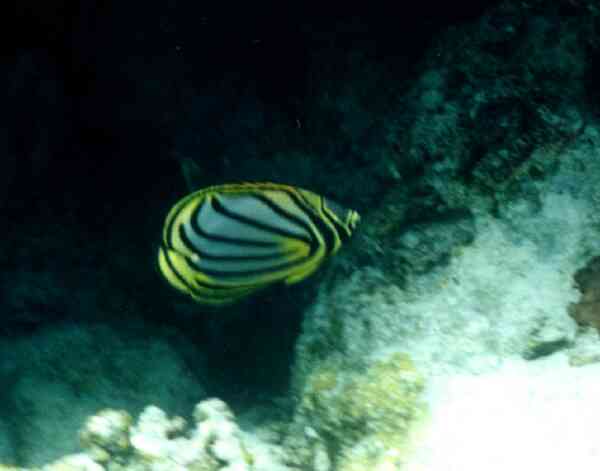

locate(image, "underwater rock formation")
(284, 353), (425, 470)
(408, 355), (600, 471)
(286, 126), (600, 469)
(0, 323), (206, 467)
(283, 3), (600, 460)
(569, 255), (600, 332)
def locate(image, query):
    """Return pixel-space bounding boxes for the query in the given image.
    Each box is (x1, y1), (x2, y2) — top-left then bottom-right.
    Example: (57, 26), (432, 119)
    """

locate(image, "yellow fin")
(284, 260), (322, 285)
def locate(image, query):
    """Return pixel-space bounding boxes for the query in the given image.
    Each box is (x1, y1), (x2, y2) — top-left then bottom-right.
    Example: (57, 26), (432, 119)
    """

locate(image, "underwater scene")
(2, 1), (600, 470)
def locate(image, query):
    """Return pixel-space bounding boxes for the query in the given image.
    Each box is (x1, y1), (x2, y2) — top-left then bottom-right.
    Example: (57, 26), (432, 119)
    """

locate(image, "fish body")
(158, 183), (360, 306)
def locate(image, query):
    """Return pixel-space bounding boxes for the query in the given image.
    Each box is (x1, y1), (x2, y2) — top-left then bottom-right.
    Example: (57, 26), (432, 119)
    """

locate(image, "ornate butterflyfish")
(157, 183), (360, 306)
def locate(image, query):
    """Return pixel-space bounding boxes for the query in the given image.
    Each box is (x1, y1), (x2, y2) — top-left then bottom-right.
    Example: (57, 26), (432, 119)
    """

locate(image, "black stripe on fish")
(199, 256), (312, 279)
(188, 199), (279, 248)
(171, 250), (253, 293)
(320, 198), (351, 241)
(211, 195), (314, 245)
(160, 245), (206, 297)
(180, 224), (295, 262)
(165, 196), (190, 250)
(250, 192), (320, 256)
(287, 190), (339, 256)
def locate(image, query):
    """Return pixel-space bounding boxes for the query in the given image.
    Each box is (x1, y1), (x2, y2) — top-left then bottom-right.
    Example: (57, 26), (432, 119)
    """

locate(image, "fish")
(157, 182), (360, 306)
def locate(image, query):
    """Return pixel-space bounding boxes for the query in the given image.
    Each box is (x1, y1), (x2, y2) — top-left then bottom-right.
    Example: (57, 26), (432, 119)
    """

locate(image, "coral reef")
(0, 399), (288, 471)
(82, 398), (253, 470)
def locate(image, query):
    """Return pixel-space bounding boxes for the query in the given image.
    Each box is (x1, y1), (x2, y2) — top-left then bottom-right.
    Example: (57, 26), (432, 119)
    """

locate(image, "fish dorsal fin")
(180, 157), (203, 192)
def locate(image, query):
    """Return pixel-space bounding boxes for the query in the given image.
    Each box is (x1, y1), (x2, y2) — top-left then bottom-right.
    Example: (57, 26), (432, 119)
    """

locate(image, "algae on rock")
(284, 353), (425, 470)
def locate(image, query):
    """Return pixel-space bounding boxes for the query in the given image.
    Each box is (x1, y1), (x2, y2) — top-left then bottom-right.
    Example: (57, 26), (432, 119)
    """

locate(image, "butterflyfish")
(157, 183), (360, 306)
